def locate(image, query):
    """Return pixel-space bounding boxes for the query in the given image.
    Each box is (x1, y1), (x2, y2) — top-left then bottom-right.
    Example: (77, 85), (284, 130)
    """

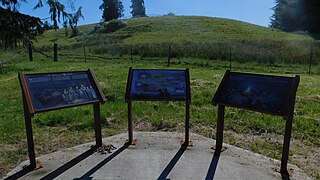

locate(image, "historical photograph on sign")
(130, 69), (187, 100)
(26, 72), (99, 111)
(215, 72), (293, 115)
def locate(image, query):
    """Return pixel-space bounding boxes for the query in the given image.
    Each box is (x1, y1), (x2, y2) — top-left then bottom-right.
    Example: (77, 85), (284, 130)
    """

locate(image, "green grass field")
(0, 16), (319, 179)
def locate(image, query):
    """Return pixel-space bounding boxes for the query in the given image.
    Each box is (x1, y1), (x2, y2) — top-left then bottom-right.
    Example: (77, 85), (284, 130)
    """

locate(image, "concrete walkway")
(5, 132), (310, 180)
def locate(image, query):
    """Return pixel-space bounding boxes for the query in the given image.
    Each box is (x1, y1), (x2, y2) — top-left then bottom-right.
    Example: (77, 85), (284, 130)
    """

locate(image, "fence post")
(229, 47), (232, 70)
(83, 44), (87, 63)
(54, 43), (58, 62)
(167, 45), (171, 67)
(28, 44), (33, 62)
(131, 46), (133, 63)
(309, 43), (313, 75)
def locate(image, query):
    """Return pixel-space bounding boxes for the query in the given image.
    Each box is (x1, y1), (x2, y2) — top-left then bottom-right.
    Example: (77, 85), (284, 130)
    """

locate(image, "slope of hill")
(34, 16), (317, 64)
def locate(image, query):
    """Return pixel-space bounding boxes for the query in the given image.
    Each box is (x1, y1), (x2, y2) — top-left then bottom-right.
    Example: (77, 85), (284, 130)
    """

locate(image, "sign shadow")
(4, 165), (34, 180)
(40, 147), (98, 180)
(157, 146), (187, 180)
(74, 144), (129, 180)
(205, 151), (221, 180)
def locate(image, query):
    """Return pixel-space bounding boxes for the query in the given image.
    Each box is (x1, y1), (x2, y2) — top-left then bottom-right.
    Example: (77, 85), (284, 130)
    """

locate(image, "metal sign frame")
(125, 68), (192, 146)
(212, 70), (300, 177)
(19, 69), (106, 170)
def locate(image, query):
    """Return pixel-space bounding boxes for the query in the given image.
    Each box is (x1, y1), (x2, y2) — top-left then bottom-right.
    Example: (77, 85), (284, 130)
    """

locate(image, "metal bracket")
(180, 140), (193, 147)
(125, 139), (138, 145)
(211, 145), (227, 152)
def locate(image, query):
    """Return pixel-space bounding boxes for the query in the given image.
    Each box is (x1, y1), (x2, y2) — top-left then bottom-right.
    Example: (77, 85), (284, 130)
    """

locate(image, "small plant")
(104, 20), (127, 33)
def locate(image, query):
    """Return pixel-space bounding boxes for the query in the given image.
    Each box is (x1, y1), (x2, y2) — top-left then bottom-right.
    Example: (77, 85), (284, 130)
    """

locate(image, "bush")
(104, 20), (127, 33)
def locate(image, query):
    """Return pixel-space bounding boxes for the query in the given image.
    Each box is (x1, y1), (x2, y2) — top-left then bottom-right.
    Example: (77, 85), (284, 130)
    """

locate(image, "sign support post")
(93, 103), (102, 147)
(23, 98), (37, 169)
(126, 100), (136, 145)
(183, 101), (191, 146)
(215, 105), (225, 153)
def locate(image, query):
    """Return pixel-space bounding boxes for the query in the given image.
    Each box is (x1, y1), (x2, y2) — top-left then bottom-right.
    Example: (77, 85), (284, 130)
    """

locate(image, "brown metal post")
(281, 114), (293, 175)
(23, 98), (36, 169)
(28, 44), (33, 62)
(54, 43), (58, 62)
(281, 75), (299, 175)
(184, 101), (190, 146)
(215, 105), (225, 152)
(93, 103), (102, 147)
(128, 100), (133, 144)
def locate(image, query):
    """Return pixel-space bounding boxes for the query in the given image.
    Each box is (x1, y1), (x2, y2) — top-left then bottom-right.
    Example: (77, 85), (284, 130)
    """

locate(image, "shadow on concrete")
(4, 165), (33, 180)
(157, 146), (187, 180)
(205, 151), (221, 180)
(74, 144), (129, 180)
(40, 147), (98, 180)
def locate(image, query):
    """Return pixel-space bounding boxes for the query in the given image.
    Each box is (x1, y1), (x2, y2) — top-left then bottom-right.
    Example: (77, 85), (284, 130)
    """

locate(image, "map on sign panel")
(130, 69), (187, 101)
(26, 72), (99, 111)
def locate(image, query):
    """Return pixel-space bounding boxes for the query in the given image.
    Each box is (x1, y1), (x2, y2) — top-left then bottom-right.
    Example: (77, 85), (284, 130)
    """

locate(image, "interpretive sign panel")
(212, 70), (300, 176)
(19, 70), (105, 114)
(213, 71), (296, 116)
(125, 68), (192, 146)
(18, 69), (105, 170)
(126, 69), (190, 101)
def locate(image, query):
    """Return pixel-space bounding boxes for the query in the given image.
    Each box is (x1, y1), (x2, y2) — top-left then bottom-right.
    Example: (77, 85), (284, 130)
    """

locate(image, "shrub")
(104, 20), (127, 33)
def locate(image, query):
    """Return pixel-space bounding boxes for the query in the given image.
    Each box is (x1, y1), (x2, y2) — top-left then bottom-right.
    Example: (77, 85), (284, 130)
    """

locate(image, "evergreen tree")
(302, 0), (320, 34)
(0, 1), (43, 49)
(271, 0), (320, 35)
(99, 0), (124, 22)
(0, 0), (83, 49)
(130, 0), (146, 18)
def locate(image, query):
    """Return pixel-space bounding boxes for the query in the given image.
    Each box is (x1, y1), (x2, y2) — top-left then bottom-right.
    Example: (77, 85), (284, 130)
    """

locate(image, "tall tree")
(34, 0), (83, 30)
(271, 0), (320, 35)
(301, 0), (320, 34)
(99, 0), (124, 22)
(130, 0), (146, 18)
(1, 1), (43, 49)
(0, 0), (84, 49)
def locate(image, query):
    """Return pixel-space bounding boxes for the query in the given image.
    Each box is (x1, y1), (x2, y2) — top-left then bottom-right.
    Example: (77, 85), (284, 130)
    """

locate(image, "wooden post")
(83, 44), (87, 63)
(54, 43), (58, 62)
(309, 43), (313, 75)
(167, 45), (171, 67)
(229, 47), (232, 70)
(93, 103), (102, 147)
(215, 105), (225, 153)
(131, 46), (133, 63)
(28, 44), (33, 62)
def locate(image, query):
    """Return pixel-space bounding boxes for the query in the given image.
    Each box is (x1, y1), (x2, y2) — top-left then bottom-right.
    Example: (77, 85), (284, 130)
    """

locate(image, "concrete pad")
(5, 132), (311, 180)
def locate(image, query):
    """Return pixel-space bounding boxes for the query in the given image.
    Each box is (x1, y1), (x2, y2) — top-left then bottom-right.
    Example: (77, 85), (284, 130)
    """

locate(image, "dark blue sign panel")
(213, 71), (294, 116)
(26, 71), (99, 111)
(129, 69), (189, 101)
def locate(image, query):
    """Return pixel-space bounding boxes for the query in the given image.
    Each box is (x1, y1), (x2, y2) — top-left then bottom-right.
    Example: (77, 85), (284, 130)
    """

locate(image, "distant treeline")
(271, 0), (320, 37)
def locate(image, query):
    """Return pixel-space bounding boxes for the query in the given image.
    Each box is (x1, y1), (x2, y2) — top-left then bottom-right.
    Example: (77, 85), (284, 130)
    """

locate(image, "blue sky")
(18, 0), (275, 27)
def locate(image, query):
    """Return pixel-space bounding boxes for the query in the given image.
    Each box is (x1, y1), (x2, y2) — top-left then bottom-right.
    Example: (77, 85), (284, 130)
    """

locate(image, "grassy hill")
(33, 16), (318, 65)
(0, 16), (319, 179)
